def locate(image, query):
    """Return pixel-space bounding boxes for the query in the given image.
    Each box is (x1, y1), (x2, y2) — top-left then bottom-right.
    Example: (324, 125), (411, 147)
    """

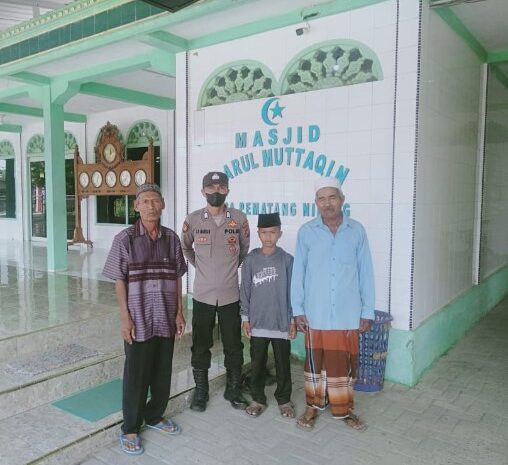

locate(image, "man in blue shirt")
(291, 177), (375, 432)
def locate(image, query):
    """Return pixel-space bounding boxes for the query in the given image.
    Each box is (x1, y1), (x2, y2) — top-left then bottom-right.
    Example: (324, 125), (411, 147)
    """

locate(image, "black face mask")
(206, 192), (227, 207)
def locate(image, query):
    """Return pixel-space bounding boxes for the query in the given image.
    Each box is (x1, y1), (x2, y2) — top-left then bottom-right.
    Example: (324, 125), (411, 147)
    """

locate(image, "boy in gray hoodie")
(240, 212), (296, 418)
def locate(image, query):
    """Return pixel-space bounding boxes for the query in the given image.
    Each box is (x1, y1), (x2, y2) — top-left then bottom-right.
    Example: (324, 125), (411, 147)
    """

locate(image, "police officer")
(182, 171), (250, 412)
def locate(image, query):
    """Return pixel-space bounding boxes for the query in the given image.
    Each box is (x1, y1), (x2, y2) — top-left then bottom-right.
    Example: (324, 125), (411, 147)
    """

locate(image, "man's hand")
(242, 321), (251, 338)
(288, 323), (297, 340)
(295, 315), (309, 333)
(121, 315), (135, 344)
(359, 318), (373, 333)
(176, 311), (186, 337)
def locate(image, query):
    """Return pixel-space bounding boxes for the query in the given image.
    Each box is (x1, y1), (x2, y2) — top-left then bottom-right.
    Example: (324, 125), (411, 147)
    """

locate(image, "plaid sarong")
(303, 328), (359, 418)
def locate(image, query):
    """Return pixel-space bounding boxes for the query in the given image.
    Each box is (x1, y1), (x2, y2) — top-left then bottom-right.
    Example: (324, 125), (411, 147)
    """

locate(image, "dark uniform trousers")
(249, 336), (292, 406)
(122, 336), (174, 434)
(191, 299), (244, 370)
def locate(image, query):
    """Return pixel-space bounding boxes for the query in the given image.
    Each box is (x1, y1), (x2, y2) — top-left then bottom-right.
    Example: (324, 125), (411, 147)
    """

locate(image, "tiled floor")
(1, 242), (507, 465)
(81, 303), (508, 465)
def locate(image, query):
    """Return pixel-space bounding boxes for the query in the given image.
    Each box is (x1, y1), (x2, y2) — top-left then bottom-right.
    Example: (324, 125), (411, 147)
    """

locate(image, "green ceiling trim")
(188, 0), (387, 50)
(149, 50), (177, 76)
(488, 49), (508, 64)
(0, 124), (22, 134)
(80, 82), (175, 110)
(11, 72), (50, 85)
(140, 30), (189, 52)
(0, 103), (86, 123)
(64, 131), (78, 154)
(198, 60), (276, 108)
(0, 0), (251, 78)
(127, 120), (161, 147)
(0, 0), (134, 49)
(280, 39), (382, 95)
(433, 7), (487, 62)
(54, 52), (155, 85)
(26, 133), (45, 155)
(0, 139), (15, 156)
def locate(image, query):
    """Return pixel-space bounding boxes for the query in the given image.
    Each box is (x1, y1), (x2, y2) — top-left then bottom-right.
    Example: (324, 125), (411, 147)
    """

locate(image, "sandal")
(145, 418), (181, 435)
(296, 407), (318, 431)
(279, 402), (296, 418)
(245, 401), (267, 417)
(343, 411), (367, 431)
(119, 433), (144, 455)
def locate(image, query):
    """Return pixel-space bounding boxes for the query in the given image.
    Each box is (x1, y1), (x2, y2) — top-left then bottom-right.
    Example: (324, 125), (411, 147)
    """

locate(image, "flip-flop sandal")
(343, 412), (367, 431)
(119, 434), (144, 455)
(145, 418), (182, 435)
(296, 412), (318, 431)
(245, 401), (267, 417)
(279, 402), (296, 418)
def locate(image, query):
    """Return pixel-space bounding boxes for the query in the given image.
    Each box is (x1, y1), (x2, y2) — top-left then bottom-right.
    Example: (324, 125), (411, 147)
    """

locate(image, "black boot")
(190, 369), (209, 412)
(224, 369), (249, 410)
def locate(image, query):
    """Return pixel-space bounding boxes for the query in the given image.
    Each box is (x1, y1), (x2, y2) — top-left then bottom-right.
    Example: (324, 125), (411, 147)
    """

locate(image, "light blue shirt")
(291, 215), (375, 330)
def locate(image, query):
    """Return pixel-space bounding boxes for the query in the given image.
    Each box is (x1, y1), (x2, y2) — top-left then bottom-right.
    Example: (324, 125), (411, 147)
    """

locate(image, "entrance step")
(0, 347), (228, 465)
(0, 312), (123, 420)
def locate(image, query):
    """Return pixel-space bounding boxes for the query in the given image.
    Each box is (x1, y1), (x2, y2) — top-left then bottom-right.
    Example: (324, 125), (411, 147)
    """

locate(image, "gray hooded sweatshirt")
(240, 247), (293, 339)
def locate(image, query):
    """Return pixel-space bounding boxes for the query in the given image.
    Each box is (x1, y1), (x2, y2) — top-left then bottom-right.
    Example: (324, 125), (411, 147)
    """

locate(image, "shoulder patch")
(182, 221), (189, 233)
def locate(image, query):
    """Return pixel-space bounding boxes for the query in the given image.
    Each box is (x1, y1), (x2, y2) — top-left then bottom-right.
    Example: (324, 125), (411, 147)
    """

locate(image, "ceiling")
(0, 0), (507, 129)
(431, 0), (508, 54)
(0, 0), (71, 32)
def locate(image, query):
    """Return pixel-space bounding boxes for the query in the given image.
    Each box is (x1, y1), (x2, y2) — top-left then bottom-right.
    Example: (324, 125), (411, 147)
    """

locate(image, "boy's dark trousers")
(249, 336), (292, 405)
(122, 336), (175, 434)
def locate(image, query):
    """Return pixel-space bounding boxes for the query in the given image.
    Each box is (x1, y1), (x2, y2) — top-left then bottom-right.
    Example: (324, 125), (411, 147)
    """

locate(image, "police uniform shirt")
(181, 207), (250, 306)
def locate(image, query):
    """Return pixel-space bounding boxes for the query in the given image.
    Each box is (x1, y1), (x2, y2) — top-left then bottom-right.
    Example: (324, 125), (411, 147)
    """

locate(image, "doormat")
(5, 343), (99, 377)
(52, 378), (122, 422)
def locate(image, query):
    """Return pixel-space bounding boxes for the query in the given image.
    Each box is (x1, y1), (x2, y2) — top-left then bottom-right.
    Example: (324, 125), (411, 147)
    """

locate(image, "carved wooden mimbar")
(69, 122), (154, 247)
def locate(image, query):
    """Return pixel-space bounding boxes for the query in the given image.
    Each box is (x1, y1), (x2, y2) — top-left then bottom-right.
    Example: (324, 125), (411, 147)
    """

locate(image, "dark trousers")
(122, 336), (175, 434)
(249, 336), (292, 405)
(191, 299), (244, 370)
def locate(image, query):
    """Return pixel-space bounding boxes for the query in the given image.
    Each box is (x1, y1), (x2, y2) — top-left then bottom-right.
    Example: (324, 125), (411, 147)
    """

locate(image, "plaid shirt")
(103, 219), (187, 341)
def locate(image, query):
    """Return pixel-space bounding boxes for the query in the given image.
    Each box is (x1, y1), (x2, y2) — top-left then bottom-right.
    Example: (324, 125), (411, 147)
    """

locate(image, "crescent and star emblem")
(261, 97), (285, 126)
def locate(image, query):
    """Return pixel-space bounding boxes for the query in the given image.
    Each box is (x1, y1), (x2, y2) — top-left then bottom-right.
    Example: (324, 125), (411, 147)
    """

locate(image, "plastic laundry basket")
(354, 310), (392, 392)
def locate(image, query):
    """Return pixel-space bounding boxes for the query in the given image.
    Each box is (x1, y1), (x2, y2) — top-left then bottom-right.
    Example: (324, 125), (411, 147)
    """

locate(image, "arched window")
(198, 61), (277, 109)
(0, 140), (16, 218)
(280, 39), (383, 95)
(26, 134), (45, 156)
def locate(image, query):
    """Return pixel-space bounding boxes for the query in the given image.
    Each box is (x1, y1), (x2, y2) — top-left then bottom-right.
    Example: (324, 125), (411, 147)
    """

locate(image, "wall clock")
(134, 169), (147, 186)
(103, 143), (117, 163)
(106, 171), (117, 188)
(91, 171), (103, 188)
(120, 169), (131, 187)
(79, 172), (89, 188)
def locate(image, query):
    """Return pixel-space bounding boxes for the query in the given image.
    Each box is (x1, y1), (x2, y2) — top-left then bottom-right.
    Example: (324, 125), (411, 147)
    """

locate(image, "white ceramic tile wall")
(179, 2), (403, 317)
(479, 72), (508, 279)
(412, 3), (482, 328)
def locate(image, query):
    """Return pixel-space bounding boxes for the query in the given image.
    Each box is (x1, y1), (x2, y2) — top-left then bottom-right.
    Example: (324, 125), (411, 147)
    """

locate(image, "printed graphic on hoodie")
(252, 266), (278, 287)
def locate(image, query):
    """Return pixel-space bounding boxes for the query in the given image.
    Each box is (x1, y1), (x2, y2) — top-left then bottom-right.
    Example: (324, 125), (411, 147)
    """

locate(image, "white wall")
(86, 106), (174, 250)
(412, 2), (482, 328)
(175, 1), (422, 329)
(0, 131), (22, 240)
(479, 70), (508, 278)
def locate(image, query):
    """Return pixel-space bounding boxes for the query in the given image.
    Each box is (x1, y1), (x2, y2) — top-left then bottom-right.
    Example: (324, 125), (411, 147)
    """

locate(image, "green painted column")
(43, 89), (67, 271)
